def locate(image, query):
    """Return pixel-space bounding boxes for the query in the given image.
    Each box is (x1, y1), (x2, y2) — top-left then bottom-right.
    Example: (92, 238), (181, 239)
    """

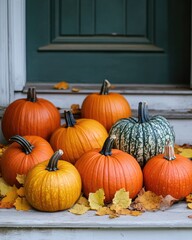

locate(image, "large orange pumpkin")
(143, 143), (192, 199)
(81, 79), (132, 132)
(75, 135), (143, 203)
(1, 135), (54, 186)
(50, 110), (108, 164)
(1, 87), (61, 141)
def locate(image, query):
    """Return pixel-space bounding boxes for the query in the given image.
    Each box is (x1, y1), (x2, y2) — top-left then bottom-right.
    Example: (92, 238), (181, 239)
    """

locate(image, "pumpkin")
(50, 110), (108, 164)
(81, 79), (132, 132)
(143, 143), (192, 199)
(109, 102), (175, 168)
(1, 135), (54, 186)
(75, 135), (143, 203)
(1, 87), (61, 141)
(24, 150), (82, 212)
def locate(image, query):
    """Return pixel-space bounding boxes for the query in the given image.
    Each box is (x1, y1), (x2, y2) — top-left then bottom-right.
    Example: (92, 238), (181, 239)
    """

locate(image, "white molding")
(0, 0), (9, 106)
(8, 0), (26, 92)
(0, 0), (26, 107)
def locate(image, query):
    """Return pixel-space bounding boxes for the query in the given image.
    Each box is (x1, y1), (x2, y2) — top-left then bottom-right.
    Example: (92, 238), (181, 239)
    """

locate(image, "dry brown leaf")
(187, 203), (192, 210)
(77, 196), (90, 207)
(133, 190), (162, 211)
(71, 88), (80, 93)
(70, 104), (81, 115)
(14, 197), (32, 211)
(160, 195), (179, 211)
(54, 81), (69, 90)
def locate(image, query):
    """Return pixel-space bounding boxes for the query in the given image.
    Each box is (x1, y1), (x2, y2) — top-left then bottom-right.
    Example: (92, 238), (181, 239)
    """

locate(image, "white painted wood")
(0, 0), (10, 107)
(0, 0), (26, 106)
(0, 202), (192, 240)
(8, 0), (26, 92)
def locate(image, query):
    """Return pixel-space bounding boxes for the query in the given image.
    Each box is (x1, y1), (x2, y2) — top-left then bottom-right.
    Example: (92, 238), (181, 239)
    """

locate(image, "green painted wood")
(26, 0), (191, 84)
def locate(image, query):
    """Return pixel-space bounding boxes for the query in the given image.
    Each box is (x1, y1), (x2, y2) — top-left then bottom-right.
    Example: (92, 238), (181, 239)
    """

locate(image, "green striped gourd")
(109, 102), (175, 168)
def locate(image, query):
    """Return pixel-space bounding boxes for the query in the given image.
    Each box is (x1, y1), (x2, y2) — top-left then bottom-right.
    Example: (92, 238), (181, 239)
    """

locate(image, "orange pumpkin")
(143, 143), (192, 199)
(1, 135), (54, 186)
(81, 79), (132, 132)
(75, 135), (143, 203)
(50, 110), (108, 164)
(1, 87), (61, 141)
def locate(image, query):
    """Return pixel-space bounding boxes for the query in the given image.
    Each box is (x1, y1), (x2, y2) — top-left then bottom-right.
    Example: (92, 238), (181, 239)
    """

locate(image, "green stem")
(9, 135), (34, 154)
(64, 110), (76, 127)
(100, 135), (116, 156)
(27, 87), (37, 102)
(138, 102), (150, 123)
(46, 150), (63, 171)
(99, 79), (111, 95)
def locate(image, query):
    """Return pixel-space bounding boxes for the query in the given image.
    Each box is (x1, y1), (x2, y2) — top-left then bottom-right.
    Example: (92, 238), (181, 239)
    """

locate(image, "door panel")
(26, 0), (191, 84)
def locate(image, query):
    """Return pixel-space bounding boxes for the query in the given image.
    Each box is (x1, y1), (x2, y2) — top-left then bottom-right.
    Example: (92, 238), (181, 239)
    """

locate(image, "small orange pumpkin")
(81, 79), (132, 132)
(143, 143), (192, 199)
(50, 110), (108, 164)
(1, 135), (54, 186)
(75, 135), (143, 203)
(1, 87), (61, 141)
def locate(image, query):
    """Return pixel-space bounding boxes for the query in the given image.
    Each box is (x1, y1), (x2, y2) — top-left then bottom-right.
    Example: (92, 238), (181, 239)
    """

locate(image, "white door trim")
(0, 0), (26, 106)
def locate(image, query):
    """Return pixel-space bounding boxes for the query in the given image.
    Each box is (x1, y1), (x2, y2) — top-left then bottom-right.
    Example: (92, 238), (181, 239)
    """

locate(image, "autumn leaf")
(112, 188), (132, 209)
(14, 197), (32, 211)
(54, 81), (69, 90)
(187, 203), (192, 210)
(16, 174), (26, 185)
(174, 144), (192, 158)
(88, 188), (105, 210)
(0, 201), (14, 209)
(17, 187), (25, 197)
(186, 193), (192, 203)
(133, 190), (162, 211)
(160, 195), (179, 211)
(96, 206), (119, 218)
(69, 203), (90, 215)
(71, 88), (80, 93)
(1, 185), (18, 204)
(77, 196), (90, 207)
(0, 177), (13, 196)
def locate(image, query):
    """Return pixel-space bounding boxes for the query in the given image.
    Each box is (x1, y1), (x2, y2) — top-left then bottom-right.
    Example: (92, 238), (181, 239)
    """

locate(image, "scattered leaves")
(70, 104), (81, 115)
(16, 174), (26, 185)
(88, 188), (105, 210)
(14, 197), (32, 211)
(54, 81), (69, 90)
(69, 203), (90, 215)
(112, 188), (132, 209)
(0, 177), (13, 196)
(71, 88), (80, 93)
(186, 193), (192, 203)
(174, 144), (192, 158)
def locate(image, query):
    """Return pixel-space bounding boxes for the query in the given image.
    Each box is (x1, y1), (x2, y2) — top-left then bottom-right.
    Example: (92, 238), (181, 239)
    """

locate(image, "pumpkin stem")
(164, 143), (176, 161)
(100, 135), (116, 156)
(9, 135), (34, 155)
(46, 149), (63, 171)
(99, 79), (111, 95)
(64, 110), (76, 127)
(27, 87), (37, 102)
(138, 102), (150, 123)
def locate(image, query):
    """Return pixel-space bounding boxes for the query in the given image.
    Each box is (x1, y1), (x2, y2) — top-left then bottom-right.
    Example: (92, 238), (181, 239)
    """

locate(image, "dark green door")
(26, 0), (191, 84)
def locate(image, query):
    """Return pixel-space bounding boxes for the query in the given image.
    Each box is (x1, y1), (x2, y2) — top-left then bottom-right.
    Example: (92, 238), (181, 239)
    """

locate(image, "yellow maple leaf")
(1, 185), (18, 204)
(187, 203), (192, 210)
(0, 177), (13, 196)
(14, 197), (32, 211)
(77, 196), (90, 207)
(88, 189), (105, 210)
(69, 203), (90, 215)
(54, 81), (69, 90)
(112, 188), (132, 209)
(16, 174), (26, 185)
(186, 193), (192, 203)
(17, 187), (25, 197)
(178, 148), (192, 158)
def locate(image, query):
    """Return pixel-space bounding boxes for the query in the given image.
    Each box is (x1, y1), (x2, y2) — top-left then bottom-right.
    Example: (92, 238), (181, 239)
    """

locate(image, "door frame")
(0, 0), (191, 107)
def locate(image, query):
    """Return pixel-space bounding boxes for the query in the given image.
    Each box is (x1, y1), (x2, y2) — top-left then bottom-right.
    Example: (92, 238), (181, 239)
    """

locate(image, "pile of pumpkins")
(0, 80), (192, 212)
